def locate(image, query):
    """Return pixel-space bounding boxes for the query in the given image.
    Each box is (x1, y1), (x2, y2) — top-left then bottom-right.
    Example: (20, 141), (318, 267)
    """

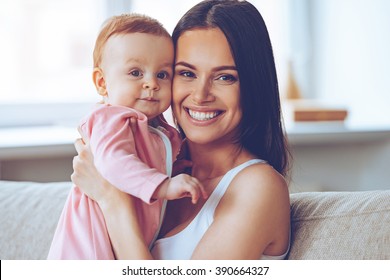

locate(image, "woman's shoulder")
(233, 160), (288, 192)
(221, 160), (290, 220)
(214, 160), (290, 256)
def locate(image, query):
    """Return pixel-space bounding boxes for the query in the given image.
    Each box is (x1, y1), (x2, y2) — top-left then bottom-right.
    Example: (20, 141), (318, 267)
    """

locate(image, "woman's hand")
(71, 138), (108, 202)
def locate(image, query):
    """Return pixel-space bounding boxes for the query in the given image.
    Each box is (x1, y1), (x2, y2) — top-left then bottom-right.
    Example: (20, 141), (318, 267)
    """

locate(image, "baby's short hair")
(93, 13), (170, 68)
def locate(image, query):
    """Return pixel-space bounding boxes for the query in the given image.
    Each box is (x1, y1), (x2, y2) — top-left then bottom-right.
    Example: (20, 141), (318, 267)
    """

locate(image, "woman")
(72, 0), (291, 260)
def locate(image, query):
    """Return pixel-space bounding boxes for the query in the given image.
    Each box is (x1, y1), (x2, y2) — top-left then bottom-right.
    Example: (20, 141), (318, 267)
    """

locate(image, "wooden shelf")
(283, 99), (348, 122)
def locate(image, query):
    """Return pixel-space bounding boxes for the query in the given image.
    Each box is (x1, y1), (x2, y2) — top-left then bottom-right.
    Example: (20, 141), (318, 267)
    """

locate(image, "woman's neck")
(187, 140), (253, 182)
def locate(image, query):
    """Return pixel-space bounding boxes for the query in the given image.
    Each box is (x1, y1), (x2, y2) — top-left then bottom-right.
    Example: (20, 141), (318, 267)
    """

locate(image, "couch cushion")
(1, 180), (389, 260)
(288, 190), (390, 259)
(0, 180), (71, 260)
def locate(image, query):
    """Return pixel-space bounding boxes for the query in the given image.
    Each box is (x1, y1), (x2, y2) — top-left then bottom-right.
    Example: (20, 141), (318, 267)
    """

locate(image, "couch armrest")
(288, 190), (390, 259)
(0, 180), (72, 260)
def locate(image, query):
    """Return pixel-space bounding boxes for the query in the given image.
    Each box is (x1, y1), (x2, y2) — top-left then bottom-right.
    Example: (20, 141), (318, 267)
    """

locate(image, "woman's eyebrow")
(175, 61), (195, 69)
(213, 65), (237, 72)
(175, 61), (237, 72)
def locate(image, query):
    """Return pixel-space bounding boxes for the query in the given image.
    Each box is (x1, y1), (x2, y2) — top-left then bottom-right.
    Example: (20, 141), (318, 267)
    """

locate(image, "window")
(305, 0), (390, 126)
(0, 0), (133, 127)
(1, 0), (108, 104)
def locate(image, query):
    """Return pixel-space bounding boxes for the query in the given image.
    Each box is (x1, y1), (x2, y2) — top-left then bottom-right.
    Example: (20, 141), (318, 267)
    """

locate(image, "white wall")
(310, 0), (390, 126)
(290, 139), (390, 192)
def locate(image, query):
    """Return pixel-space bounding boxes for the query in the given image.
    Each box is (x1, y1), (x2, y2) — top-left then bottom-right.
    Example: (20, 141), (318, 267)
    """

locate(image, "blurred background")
(0, 0), (389, 192)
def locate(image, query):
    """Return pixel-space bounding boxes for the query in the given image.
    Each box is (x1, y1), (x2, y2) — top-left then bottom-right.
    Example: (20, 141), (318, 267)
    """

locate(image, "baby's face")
(100, 33), (174, 119)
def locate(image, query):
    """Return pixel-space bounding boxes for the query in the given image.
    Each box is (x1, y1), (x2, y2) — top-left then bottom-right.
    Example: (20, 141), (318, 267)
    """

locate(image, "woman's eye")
(217, 74), (237, 82)
(129, 70), (142, 77)
(179, 71), (195, 78)
(157, 71), (169, 79)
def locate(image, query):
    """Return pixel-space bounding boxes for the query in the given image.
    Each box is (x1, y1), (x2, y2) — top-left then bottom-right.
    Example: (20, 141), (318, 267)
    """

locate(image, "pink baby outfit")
(48, 104), (181, 259)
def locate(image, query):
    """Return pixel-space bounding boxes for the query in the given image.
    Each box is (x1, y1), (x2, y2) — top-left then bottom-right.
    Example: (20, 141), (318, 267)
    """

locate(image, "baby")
(48, 14), (206, 259)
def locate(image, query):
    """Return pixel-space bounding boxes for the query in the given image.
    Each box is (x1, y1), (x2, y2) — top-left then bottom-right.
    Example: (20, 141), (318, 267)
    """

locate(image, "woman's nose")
(191, 80), (215, 104)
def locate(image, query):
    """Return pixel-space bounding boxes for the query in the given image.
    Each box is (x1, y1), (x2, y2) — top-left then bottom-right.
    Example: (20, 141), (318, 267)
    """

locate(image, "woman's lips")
(185, 107), (223, 121)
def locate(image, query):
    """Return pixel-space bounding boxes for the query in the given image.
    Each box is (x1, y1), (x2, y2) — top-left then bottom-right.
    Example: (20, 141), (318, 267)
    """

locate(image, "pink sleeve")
(79, 105), (168, 204)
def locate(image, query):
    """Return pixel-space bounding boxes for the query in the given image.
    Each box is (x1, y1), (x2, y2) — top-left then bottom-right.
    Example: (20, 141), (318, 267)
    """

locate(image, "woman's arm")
(72, 138), (153, 259)
(191, 164), (290, 259)
(98, 189), (152, 260)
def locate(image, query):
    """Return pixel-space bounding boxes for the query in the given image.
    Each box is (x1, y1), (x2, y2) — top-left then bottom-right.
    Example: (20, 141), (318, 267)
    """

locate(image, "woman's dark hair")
(172, 0), (290, 176)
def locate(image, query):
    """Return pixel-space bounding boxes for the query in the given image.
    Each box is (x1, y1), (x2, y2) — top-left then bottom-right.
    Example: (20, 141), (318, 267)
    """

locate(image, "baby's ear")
(92, 67), (107, 97)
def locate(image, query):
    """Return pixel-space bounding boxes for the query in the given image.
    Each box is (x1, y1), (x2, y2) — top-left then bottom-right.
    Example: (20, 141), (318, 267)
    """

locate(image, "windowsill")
(1, 122), (390, 160)
(0, 126), (79, 160)
(286, 121), (390, 146)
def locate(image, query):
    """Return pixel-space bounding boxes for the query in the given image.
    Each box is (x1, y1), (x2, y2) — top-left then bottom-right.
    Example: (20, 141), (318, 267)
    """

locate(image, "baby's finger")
(192, 178), (208, 199)
(190, 183), (205, 204)
(190, 189), (200, 204)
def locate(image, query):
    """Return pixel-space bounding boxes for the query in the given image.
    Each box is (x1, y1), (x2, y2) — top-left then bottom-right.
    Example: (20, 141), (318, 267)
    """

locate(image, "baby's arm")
(152, 174), (208, 204)
(80, 105), (168, 204)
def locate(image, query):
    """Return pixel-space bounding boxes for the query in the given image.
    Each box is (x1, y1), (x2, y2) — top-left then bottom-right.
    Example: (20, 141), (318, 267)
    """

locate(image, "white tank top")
(151, 159), (290, 260)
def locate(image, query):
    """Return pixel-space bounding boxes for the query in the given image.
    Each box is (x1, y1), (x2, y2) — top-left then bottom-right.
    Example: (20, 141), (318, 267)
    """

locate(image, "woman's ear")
(92, 67), (107, 97)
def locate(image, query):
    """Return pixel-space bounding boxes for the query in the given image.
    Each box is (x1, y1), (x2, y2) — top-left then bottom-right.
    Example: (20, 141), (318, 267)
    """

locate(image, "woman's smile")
(185, 107), (223, 122)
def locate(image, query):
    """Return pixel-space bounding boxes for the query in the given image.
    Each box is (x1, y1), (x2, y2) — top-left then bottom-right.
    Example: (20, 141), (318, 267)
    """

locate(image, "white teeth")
(188, 109), (219, 121)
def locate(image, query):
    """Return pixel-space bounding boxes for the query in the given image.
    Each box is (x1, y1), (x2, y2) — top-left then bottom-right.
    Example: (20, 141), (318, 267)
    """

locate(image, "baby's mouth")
(139, 97), (158, 102)
(186, 108), (222, 121)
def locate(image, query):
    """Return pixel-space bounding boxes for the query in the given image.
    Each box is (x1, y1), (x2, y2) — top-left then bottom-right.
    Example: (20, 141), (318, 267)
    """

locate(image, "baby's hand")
(156, 174), (207, 204)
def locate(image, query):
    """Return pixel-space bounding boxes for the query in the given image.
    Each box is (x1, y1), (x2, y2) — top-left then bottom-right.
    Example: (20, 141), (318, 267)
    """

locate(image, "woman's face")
(172, 28), (242, 145)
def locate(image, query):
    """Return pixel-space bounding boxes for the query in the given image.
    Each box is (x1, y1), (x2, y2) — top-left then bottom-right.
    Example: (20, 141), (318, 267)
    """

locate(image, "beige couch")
(0, 180), (389, 260)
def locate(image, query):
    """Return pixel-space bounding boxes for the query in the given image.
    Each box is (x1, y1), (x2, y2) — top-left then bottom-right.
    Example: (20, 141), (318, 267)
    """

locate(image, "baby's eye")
(129, 70), (142, 77)
(157, 71), (169, 80)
